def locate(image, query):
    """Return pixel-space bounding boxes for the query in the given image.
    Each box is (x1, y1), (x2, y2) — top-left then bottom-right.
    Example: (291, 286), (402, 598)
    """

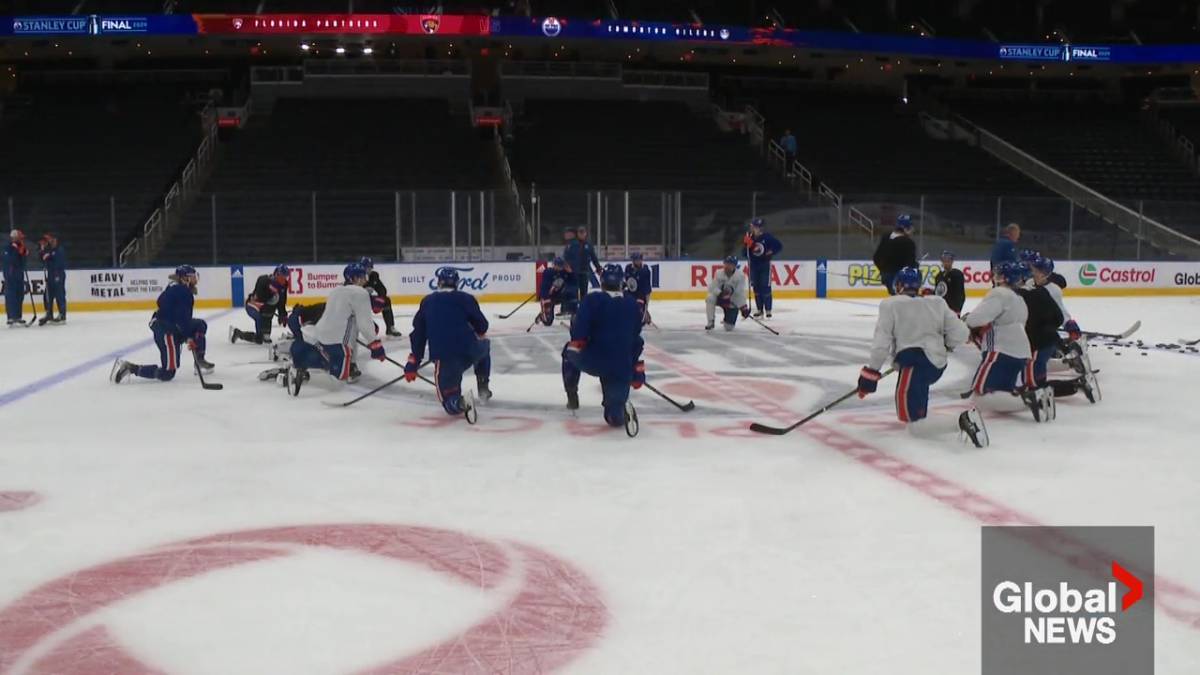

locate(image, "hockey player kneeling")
(965, 262), (1054, 422)
(405, 267), (492, 424)
(562, 264), (644, 436)
(705, 256), (751, 331)
(856, 267), (988, 448)
(284, 262), (384, 395)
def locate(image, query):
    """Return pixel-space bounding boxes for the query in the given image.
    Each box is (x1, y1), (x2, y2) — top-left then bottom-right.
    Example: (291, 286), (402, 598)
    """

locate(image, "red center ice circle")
(0, 523), (608, 674)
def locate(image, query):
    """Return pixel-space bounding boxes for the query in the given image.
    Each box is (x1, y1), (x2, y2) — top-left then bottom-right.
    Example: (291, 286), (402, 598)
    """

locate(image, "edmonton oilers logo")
(542, 16), (562, 37)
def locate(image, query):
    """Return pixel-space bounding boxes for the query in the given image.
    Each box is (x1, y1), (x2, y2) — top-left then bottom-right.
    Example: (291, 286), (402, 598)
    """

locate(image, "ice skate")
(958, 409), (989, 448)
(623, 400), (639, 438)
(462, 390), (478, 424)
(109, 359), (135, 384)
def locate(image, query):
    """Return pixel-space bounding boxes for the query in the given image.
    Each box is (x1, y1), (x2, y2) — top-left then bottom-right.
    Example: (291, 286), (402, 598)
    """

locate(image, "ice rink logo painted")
(0, 523), (607, 674)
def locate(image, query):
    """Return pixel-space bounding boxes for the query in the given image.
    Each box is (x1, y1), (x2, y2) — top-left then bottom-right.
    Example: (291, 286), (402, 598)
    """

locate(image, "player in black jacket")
(932, 250), (966, 315)
(231, 264), (289, 344)
(1015, 267), (1064, 389)
(871, 214), (917, 295)
(361, 257), (401, 337)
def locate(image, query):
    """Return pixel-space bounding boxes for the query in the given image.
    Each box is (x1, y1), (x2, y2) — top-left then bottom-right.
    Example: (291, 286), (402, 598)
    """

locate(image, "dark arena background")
(1, 2), (1199, 674)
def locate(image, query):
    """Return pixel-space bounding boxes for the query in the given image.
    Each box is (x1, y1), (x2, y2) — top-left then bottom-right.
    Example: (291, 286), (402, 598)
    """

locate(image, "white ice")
(1, 297), (1198, 674)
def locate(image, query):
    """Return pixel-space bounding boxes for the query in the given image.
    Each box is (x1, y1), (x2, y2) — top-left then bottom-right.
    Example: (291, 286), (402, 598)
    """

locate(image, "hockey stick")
(356, 339), (436, 386)
(321, 359), (433, 408)
(749, 368), (895, 435)
(22, 270), (39, 326)
(1078, 320), (1140, 341)
(497, 293), (536, 319)
(192, 351), (224, 390)
(1179, 337), (1200, 346)
(748, 314), (780, 335)
(642, 382), (695, 412)
(525, 314), (542, 333)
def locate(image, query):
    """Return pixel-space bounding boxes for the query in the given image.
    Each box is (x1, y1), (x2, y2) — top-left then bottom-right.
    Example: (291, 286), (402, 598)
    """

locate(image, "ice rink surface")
(1, 296), (1198, 674)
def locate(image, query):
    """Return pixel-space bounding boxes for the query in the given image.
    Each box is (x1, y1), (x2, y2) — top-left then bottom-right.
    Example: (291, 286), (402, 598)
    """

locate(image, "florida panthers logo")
(420, 15), (440, 34)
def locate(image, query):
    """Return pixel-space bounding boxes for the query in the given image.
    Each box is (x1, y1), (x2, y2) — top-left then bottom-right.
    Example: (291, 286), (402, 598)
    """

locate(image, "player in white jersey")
(284, 262), (386, 395)
(705, 256), (751, 331)
(856, 267), (987, 447)
(965, 261), (1052, 422)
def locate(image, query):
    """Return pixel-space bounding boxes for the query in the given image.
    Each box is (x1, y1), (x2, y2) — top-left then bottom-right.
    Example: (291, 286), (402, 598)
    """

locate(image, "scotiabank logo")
(992, 561), (1143, 645)
(1078, 263), (1156, 286)
(960, 265), (993, 285)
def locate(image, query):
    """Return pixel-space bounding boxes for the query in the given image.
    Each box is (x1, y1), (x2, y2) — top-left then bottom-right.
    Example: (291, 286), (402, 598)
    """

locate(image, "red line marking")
(644, 344), (1200, 630)
(0, 491), (40, 513)
(0, 524), (607, 674)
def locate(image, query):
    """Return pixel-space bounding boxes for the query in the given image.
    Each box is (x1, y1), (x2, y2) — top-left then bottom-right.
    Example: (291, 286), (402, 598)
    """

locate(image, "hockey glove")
(632, 360), (646, 389)
(857, 367), (882, 398)
(740, 305), (751, 318)
(1063, 319), (1082, 341)
(403, 354), (419, 382)
(368, 339), (386, 362)
(566, 339), (587, 354)
(969, 324), (990, 348)
(186, 338), (198, 352)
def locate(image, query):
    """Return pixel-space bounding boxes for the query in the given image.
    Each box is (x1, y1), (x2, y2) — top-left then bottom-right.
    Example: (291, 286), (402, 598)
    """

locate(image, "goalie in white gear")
(283, 262), (387, 395)
(705, 256), (751, 331)
(855, 267), (987, 447)
(964, 261), (1053, 422)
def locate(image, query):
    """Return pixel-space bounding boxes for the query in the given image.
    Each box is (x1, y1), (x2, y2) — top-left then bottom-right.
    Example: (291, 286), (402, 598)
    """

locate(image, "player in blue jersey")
(110, 265), (212, 383)
(231, 264), (290, 345)
(623, 252), (652, 325)
(37, 233), (68, 325)
(404, 267), (492, 421)
(741, 217), (782, 318)
(538, 257), (575, 325)
(563, 225), (602, 307)
(3, 229), (28, 325)
(561, 264), (645, 433)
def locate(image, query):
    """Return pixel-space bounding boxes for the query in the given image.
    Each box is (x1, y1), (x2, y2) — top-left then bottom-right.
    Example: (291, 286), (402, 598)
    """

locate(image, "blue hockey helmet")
(995, 261), (1024, 287)
(940, 249), (956, 261)
(600, 263), (624, 291)
(893, 266), (922, 294)
(343, 262), (368, 283)
(749, 217), (765, 230)
(1031, 256), (1055, 275)
(272, 264), (291, 279)
(1018, 248), (1040, 263)
(174, 264), (197, 279)
(723, 255), (739, 269)
(436, 266), (460, 289)
(630, 251), (644, 261)
(551, 256), (565, 268)
(897, 214), (913, 230)
(359, 256), (374, 270)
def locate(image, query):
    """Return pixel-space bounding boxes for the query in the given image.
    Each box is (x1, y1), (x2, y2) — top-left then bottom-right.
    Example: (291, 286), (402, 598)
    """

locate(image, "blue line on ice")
(0, 309), (237, 410)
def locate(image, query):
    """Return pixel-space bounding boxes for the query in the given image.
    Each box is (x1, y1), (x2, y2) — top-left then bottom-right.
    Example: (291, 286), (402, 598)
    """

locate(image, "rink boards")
(7, 258), (1199, 311)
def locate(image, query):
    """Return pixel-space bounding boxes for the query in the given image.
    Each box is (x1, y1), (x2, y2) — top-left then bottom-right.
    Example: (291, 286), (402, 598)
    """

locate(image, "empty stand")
(0, 87), (203, 267)
(155, 98), (511, 265)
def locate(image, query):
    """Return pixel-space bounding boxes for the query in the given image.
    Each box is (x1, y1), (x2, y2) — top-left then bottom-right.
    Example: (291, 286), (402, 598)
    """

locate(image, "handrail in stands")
(119, 100), (219, 267)
(953, 113), (1200, 257)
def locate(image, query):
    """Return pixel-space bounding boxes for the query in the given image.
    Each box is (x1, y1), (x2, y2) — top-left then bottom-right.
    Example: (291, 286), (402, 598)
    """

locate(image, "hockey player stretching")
(405, 267), (492, 421)
(705, 256), (751, 331)
(231, 264), (289, 345)
(538, 257), (574, 325)
(562, 264), (644, 432)
(624, 252), (652, 324)
(965, 261), (1053, 422)
(111, 265), (213, 383)
(857, 267), (987, 447)
(284, 263), (384, 395)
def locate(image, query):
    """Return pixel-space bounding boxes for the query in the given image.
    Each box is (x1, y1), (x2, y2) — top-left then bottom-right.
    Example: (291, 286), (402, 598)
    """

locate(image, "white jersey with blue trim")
(867, 294), (970, 371)
(315, 284), (376, 347)
(706, 268), (748, 307)
(965, 286), (1031, 358)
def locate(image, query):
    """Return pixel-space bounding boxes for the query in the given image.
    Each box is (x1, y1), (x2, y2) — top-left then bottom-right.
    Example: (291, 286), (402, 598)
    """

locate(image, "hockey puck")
(1142, 352), (1148, 356)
